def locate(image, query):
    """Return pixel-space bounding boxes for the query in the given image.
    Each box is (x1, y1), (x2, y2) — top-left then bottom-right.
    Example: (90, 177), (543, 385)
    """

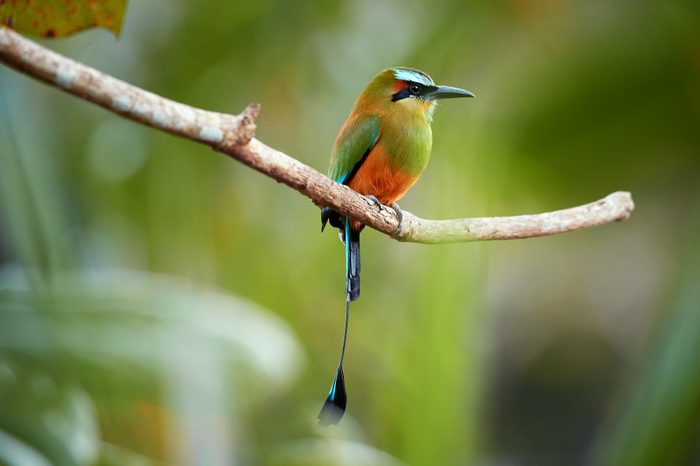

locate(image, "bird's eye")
(409, 83), (420, 95)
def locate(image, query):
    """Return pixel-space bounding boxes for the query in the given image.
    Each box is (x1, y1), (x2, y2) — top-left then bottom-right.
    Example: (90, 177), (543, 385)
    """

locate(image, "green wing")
(328, 116), (380, 184)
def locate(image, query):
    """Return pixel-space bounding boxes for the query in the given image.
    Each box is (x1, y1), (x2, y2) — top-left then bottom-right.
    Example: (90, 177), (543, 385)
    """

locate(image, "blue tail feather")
(345, 219), (361, 301)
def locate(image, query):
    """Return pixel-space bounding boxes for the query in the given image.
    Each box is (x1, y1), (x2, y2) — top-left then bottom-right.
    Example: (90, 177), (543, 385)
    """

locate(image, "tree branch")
(0, 27), (634, 244)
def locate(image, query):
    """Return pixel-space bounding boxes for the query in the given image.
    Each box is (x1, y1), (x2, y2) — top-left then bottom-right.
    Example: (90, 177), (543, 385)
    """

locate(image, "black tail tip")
(318, 367), (347, 426)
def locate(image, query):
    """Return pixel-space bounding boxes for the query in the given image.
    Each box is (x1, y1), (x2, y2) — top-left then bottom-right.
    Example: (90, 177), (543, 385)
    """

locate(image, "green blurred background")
(1, 0), (700, 465)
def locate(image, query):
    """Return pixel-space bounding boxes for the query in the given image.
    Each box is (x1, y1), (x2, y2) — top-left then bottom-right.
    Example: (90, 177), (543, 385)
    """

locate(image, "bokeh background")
(1, 0), (700, 465)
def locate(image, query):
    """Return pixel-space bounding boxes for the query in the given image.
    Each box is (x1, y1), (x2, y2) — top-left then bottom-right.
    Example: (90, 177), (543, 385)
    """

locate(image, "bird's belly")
(348, 151), (420, 205)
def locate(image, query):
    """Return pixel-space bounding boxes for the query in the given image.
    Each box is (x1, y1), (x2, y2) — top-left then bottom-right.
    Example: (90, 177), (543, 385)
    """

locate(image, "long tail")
(318, 217), (360, 426)
(318, 297), (350, 426)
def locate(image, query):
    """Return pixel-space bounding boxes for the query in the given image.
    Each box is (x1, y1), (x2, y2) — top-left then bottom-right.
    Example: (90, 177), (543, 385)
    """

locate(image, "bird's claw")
(362, 196), (403, 235)
(365, 195), (382, 209)
(390, 203), (403, 236)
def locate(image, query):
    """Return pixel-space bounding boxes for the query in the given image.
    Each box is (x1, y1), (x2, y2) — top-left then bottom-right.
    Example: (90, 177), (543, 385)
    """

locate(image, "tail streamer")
(319, 217), (360, 425)
(318, 296), (351, 426)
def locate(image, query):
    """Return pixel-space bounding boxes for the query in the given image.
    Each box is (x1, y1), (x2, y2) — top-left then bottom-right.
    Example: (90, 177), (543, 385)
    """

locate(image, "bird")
(317, 67), (474, 426)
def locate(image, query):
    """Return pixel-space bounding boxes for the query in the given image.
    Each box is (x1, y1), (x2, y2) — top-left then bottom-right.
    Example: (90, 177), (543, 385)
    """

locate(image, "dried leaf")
(0, 0), (127, 39)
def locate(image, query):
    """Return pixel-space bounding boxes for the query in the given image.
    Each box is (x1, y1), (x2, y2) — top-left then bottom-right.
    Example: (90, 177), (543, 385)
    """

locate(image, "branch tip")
(245, 102), (261, 120)
(229, 103), (260, 146)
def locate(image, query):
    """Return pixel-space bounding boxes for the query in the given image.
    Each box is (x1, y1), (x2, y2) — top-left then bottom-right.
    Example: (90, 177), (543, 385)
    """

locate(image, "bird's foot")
(390, 203), (404, 236)
(364, 194), (382, 209)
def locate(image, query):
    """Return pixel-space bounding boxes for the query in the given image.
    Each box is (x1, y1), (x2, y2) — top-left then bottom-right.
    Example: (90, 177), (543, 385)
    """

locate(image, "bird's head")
(361, 67), (474, 121)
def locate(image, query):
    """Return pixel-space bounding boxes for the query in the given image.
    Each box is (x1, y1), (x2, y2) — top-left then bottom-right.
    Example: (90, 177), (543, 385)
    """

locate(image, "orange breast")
(347, 145), (419, 229)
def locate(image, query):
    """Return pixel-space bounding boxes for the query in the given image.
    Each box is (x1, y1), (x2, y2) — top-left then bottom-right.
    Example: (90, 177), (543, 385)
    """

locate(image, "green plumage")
(328, 116), (380, 182)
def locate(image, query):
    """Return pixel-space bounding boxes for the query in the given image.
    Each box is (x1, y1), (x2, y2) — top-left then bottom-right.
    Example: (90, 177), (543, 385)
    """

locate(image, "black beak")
(426, 85), (475, 100)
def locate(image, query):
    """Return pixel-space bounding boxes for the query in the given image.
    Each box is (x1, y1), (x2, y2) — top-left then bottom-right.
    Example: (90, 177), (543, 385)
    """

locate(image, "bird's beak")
(426, 85), (475, 100)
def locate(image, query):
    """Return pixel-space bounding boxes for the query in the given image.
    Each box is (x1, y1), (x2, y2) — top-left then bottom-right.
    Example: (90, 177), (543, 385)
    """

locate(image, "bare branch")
(397, 191), (634, 243)
(0, 27), (634, 244)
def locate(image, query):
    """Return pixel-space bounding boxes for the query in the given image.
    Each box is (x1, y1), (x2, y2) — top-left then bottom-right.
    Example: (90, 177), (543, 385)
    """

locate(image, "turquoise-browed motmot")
(318, 67), (474, 425)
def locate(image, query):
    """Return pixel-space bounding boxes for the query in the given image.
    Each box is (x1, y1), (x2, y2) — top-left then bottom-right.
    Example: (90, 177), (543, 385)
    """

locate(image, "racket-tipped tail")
(318, 365), (347, 426)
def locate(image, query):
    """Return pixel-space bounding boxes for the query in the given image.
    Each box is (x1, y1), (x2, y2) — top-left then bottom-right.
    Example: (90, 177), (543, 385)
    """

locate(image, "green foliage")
(591, 217), (700, 466)
(0, 266), (304, 465)
(0, 363), (98, 466)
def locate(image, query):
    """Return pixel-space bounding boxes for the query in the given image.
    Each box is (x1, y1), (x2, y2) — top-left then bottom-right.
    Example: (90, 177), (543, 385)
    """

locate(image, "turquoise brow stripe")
(393, 69), (434, 86)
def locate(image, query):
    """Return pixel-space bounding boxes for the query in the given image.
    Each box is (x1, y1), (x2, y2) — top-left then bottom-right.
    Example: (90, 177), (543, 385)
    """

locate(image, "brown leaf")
(0, 0), (127, 39)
